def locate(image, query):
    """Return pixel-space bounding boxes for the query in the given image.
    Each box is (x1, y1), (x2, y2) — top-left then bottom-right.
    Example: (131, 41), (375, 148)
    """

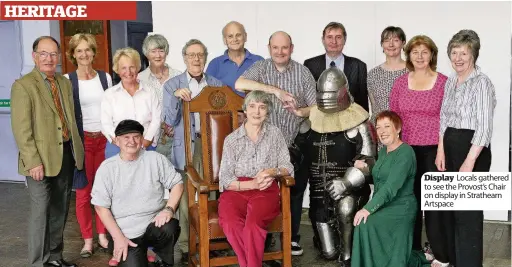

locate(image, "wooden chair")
(182, 86), (295, 267)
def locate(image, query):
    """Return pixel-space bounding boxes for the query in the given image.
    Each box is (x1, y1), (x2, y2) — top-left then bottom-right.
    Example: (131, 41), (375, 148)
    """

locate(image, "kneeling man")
(92, 119), (183, 267)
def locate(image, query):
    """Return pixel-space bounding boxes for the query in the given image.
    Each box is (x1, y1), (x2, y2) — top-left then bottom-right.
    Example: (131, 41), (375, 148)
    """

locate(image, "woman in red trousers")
(65, 33), (112, 257)
(218, 90), (294, 267)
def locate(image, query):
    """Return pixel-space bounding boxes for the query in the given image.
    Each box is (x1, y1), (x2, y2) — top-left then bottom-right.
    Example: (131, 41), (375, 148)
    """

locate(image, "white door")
(0, 21), (24, 182)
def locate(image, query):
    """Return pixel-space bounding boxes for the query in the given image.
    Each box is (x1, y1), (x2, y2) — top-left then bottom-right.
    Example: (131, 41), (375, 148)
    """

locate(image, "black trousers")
(108, 218), (180, 267)
(411, 145), (438, 251)
(26, 141), (75, 266)
(289, 131), (310, 243)
(425, 128), (490, 267)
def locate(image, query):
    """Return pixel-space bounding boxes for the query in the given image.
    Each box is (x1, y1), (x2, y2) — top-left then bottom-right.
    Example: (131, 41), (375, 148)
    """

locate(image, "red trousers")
(76, 132), (107, 239)
(218, 177), (280, 267)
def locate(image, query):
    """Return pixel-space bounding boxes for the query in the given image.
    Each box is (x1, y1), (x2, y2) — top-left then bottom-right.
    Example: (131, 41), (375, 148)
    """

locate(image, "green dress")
(351, 143), (430, 267)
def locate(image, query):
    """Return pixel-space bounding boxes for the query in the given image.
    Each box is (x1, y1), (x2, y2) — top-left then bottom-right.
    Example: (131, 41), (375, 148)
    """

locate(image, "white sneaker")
(291, 242), (303, 256)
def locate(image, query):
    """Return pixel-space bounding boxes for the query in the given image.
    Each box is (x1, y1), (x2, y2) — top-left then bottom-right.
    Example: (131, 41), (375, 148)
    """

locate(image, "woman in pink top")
(389, 35), (447, 257)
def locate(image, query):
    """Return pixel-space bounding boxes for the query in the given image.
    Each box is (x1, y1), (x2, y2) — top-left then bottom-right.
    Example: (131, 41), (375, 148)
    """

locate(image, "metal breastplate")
(307, 130), (357, 199)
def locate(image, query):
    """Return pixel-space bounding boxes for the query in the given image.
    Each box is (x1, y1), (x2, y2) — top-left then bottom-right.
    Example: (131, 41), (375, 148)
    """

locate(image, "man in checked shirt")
(235, 31), (316, 256)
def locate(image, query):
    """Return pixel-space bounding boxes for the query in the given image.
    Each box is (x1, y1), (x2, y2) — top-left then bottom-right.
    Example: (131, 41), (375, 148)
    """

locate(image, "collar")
(452, 65), (482, 86)
(36, 68), (56, 80)
(221, 48), (252, 62)
(114, 81), (146, 92)
(233, 120), (269, 141)
(271, 59), (294, 73)
(148, 63), (170, 78)
(186, 71), (205, 83)
(325, 53), (344, 66)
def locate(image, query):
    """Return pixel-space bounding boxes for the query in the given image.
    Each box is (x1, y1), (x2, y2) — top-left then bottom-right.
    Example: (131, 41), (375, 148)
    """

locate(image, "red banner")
(0, 1), (137, 20)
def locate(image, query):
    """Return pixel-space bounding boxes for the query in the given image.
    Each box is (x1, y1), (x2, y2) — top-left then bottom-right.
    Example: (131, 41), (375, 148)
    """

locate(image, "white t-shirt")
(64, 73), (113, 132)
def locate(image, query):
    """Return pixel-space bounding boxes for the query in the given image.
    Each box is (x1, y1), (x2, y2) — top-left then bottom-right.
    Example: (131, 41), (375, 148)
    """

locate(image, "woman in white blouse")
(137, 34), (181, 159)
(64, 33), (113, 258)
(101, 47), (161, 159)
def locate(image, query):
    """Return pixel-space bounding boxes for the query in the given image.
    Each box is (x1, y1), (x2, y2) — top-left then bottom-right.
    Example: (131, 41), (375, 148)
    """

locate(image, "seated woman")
(351, 110), (430, 267)
(218, 90), (294, 267)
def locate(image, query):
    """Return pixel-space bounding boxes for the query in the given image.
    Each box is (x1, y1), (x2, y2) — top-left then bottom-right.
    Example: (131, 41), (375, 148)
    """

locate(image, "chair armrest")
(276, 175), (295, 187)
(185, 165), (210, 194)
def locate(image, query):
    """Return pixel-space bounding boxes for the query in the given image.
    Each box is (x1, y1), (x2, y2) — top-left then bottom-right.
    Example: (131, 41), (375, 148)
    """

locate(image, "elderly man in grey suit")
(10, 36), (84, 267)
(162, 39), (223, 262)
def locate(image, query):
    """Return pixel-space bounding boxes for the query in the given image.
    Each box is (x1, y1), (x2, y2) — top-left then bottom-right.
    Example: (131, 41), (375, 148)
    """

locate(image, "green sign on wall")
(0, 99), (10, 107)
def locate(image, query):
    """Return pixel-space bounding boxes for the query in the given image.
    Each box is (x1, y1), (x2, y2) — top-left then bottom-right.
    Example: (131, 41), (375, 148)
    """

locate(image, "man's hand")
(142, 139), (152, 148)
(326, 179), (346, 201)
(29, 164), (44, 181)
(283, 101), (303, 117)
(163, 124), (174, 137)
(113, 235), (138, 262)
(174, 88), (192, 101)
(153, 210), (173, 227)
(273, 88), (296, 105)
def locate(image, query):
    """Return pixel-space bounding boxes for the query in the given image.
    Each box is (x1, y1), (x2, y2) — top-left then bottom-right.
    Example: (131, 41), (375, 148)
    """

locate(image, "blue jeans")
(105, 142), (157, 159)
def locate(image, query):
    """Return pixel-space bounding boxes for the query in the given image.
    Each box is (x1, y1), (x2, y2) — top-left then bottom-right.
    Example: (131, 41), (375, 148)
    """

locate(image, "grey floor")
(0, 182), (510, 267)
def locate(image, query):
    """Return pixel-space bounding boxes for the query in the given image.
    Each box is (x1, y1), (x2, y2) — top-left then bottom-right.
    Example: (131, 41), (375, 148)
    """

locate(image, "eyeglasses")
(36, 51), (59, 59)
(185, 53), (205, 59)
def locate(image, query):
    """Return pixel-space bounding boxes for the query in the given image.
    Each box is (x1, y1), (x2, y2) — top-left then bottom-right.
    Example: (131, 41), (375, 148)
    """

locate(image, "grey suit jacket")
(162, 72), (223, 170)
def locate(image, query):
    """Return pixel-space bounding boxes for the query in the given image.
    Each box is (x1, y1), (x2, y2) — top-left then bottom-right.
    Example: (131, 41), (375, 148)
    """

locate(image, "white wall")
(152, 1), (511, 221)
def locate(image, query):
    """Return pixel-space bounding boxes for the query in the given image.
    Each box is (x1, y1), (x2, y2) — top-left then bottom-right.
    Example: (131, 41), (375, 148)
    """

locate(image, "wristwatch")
(163, 206), (175, 214)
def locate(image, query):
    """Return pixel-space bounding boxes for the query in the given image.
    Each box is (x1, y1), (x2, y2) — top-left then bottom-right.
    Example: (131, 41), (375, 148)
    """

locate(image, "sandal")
(97, 242), (110, 253)
(80, 248), (93, 258)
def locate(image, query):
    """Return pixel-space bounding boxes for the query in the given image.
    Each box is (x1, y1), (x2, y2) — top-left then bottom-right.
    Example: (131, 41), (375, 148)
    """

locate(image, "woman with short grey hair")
(138, 34), (182, 164)
(242, 90), (273, 114)
(430, 29), (496, 267)
(218, 90), (293, 267)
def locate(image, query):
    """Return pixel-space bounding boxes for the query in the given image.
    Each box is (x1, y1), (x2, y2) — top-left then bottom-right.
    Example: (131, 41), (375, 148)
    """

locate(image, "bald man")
(235, 31), (316, 256)
(206, 21), (264, 96)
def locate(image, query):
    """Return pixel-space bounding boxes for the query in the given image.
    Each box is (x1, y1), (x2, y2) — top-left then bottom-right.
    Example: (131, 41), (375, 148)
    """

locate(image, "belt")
(84, 131), (104, 138)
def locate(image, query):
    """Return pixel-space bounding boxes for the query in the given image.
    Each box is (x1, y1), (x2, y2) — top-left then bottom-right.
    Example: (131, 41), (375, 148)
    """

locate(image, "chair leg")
(189, 225), (197, 266)
(281, 231), (292, 267)
(199, 232), (209, 267)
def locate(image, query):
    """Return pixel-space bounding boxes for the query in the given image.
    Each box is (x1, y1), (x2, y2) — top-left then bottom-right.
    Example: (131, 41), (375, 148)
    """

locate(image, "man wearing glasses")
(162, 39), (223, 262)
(10, 36), (84, 267)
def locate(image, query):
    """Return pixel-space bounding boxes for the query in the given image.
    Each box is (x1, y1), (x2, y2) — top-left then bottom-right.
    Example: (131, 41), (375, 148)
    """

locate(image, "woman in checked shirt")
(430, 30), (496, 267)
(218, 90), (294, 267)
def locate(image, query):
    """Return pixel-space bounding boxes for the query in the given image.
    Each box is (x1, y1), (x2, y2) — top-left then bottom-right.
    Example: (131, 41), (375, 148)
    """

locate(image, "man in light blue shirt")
(206, 21), (264, 97)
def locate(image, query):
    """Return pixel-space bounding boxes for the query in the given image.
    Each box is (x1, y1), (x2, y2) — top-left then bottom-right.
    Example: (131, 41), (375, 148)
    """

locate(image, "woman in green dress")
(351, 110), (430, 267)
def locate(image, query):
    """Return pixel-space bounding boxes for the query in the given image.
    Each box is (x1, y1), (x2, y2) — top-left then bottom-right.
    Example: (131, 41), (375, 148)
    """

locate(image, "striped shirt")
(218, 122), (294, 192)
(440, 66), (496, 147)
(241, 58), (316, 146)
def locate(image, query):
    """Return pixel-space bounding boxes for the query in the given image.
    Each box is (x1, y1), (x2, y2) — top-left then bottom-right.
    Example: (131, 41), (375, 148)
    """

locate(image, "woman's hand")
(354, 160), (368, 170)
(253, 169), (274, 190)
(435, 149), (446, 171)
(174, 88), (192, 101)
(353, 208), (370, 226)
(142, 139), (152, 148)
(459, 158), (475, 172)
